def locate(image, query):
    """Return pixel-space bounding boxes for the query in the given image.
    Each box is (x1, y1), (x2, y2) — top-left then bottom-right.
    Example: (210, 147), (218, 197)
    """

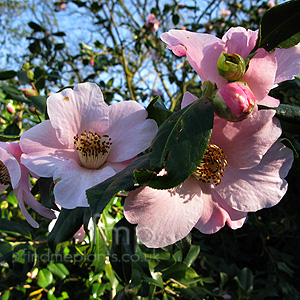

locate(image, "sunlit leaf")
(135, 97), (213, 189)
(37, 269), (53, 288)
(255, 0), (300, 52)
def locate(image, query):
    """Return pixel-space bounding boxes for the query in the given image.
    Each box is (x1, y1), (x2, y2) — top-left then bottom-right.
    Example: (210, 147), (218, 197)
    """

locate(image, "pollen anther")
(193, 144), (227, 186)
(0, 161), (11, 186)
(74, 131), (112, 169)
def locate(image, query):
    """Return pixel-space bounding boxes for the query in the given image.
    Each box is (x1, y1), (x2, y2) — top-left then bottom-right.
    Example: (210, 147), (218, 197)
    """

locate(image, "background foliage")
(1, 0), (300, 299)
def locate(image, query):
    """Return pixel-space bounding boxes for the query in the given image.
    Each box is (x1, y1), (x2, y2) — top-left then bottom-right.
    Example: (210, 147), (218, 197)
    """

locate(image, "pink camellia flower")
(20, 83), (158, 209)
(146, 14), (160, 32)
(161, 27), (300, 107)
(0, 142), (55, 228)
(213, 82), (256, 121)
(124, 92), (294, 248)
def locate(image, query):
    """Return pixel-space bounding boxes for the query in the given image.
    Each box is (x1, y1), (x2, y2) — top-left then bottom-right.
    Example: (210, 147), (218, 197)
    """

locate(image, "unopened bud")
(202, 80), (217, 98)
(217, 52), (246, 82)
(213, 82), (255, 122)
(6, 103), (15, 114)
(22, 88), (36, 98)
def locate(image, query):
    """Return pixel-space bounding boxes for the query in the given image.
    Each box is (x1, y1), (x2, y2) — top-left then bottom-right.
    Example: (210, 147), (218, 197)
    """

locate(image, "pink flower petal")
(181, 91), (198, 109)
(274, 43), (300, 84)
(161, 29), (224, 83)
(20, 120), (78, 177)
(18, 166), (56, 220)
(222, 27), (258, 58)
(195, 182), (247, 233)
(242, 48), (277, 101)
(0, 145), (21, 188)
(124, 177), (203, 248)
(52, 159), (116, 208)
(106, 101), (158, 162)
(47, 83), (109, 147)
(259, 95), (280, 107)
(211, 110), (282, 169)
(216, 141), (294, 212)
(14, 186), (39, 228)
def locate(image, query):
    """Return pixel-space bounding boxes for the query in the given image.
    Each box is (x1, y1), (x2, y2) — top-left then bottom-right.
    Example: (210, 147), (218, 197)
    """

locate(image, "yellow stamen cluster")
(193, 144), (228, 186)
(0, 161), (11, 186)
(74, 131), (112, 169)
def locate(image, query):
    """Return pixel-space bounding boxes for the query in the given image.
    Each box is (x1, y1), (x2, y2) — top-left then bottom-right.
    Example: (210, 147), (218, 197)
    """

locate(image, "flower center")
(0, 161), (11, 186)
(193, 144), (227, 186)
(74, 131), (112, 169)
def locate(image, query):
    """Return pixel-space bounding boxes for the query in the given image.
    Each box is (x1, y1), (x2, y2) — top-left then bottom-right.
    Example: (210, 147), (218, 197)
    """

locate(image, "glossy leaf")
(255, 0), (300, 52)
(0, 133), (21, 142)
(47, 207), (90, 251)
(136, 97), (213, 189)
(87, 155), (150, 222)
(37, 268), (53, 288)
(47, 262), (69, 280)
(146, 96), (173, 127)
(110, 217), (137, 284)
(30, 96), (46, 114)
(0, 70), (16, 80)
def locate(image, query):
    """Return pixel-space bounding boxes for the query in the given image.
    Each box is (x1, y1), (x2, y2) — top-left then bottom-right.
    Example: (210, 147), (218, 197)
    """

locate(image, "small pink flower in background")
(220, 8), (231, 18)
(0, 142), (55, 228)
(258, 8), (265, 16)
(55, 1), (66, 12)
(6, 103), (15, 114)
(146, 14), (160, 32)
(267, 1), (276, 8)
(161, 27), (300, 107)
(90, 59), (95, 67)
(124, 92), (294, 248)
(20, 82), (158, 209)
(153, 89), (164, 98)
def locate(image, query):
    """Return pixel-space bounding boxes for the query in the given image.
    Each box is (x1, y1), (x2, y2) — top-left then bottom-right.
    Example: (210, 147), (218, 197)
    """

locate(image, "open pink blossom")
(161, 27), (300, 107)
(20, 82), (158, 209)
(0, 142), (55, 228)
(124, 92), (294, 248)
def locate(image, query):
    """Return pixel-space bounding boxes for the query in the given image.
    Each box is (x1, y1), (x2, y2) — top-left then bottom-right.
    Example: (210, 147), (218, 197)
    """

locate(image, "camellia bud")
(213, 82), (256, 122)
(22, 88), (36, 98)
(6, 103), (15, 114)
(217, 52), (246, 82)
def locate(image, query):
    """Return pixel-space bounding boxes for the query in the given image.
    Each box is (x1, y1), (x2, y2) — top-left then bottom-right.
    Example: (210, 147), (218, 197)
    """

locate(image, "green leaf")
(0, 70), (16, 80)
(31, 177), (59, 210)
(17, 70), (33, 84)
(47, 262), (69, 280)
(87, 155), (150, 223)
(47, 207), (90, 251)
(183, 245), (200, 268)
(0, 218), (31, 238)
(28, 21), (46, 32)
(136, 97), (213, 189)
(0, 133), (21, 141)
(30, 95), (46, 113)
(255, 0), (300, 52)
(234, 267), (253, 294)
(110, 217), (137, 284)
(146, 96), (173, 127)
(37, 268), (53, 288)
(91, 224), (106, 273)
(3, 123), (20, 136)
